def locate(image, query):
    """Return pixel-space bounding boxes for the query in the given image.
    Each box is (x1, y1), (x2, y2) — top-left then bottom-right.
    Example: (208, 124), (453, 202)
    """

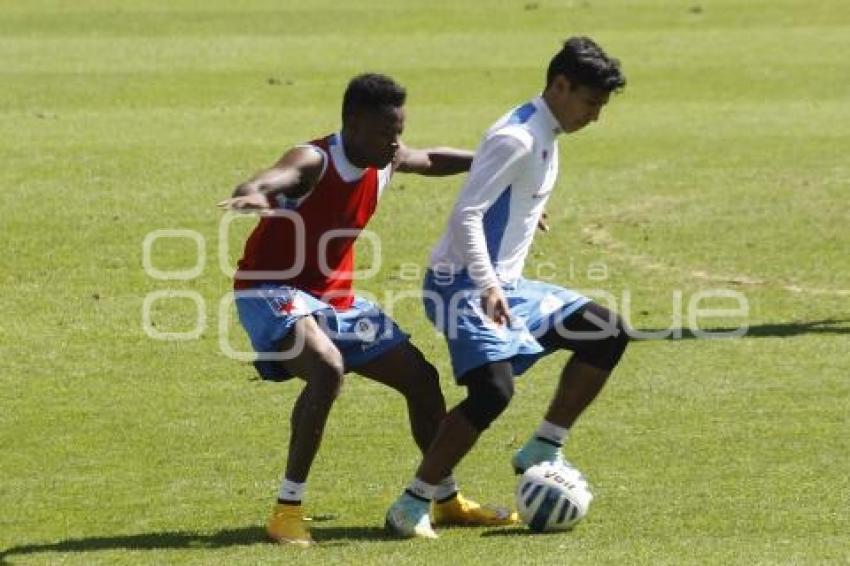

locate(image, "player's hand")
(537, 210), (550, 232)
(481, 286), (512, 327)
(217, 192), (272, 214)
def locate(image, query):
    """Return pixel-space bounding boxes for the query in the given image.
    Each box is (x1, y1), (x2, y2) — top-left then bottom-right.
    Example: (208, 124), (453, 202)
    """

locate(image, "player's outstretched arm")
(393, 143), (474, 176)
(217, 146), (324, 212)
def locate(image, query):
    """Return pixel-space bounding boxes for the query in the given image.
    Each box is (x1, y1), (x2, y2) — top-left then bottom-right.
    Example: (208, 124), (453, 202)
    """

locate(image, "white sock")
(405, 477), (437, 501)
(434, 476), (458, 502)
(534, 420), (569, 447)
(278, 478), (305, 503)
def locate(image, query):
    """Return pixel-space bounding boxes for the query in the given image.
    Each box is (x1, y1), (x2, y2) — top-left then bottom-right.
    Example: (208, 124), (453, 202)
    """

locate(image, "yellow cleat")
(266, 503), (315, 547)
(432, 492), (519, 527)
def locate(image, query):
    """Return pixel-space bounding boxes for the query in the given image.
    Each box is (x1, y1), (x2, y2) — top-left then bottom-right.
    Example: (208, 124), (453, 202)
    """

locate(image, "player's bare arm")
(394, 143), (474, 176)
(217, 146), (324, 211)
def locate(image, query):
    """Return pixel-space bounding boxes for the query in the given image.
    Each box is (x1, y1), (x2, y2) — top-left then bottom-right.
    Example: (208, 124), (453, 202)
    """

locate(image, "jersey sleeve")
(448, 128), (533, 290)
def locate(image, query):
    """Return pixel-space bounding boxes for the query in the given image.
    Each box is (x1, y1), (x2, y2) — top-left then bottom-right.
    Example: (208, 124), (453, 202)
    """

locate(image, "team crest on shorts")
(354, 318), (379, 343)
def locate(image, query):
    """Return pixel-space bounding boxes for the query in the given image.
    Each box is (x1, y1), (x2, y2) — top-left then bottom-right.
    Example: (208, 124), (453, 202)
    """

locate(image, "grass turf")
(1, 1), (848, 564)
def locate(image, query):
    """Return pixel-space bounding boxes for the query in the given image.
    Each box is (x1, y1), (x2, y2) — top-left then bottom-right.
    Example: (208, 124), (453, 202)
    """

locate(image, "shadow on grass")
(0, 527), (266, 562)
(634, 318), (850, 341)
(312, 526), (397, 543)
(0, 524), (394, 561)
(480, 526), (564, 537)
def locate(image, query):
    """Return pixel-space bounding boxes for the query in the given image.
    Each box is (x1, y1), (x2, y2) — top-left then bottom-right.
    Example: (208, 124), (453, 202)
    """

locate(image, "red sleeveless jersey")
(234, 134), (389, 310)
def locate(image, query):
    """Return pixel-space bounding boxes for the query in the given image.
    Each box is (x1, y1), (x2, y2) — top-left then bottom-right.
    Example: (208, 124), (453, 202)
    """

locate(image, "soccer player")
(385, 37), (629, 538)
(219, 73), (515, 546)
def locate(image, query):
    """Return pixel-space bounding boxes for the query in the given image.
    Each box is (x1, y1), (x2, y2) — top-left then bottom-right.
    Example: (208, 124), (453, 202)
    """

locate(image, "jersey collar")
(330, 132), (366, 183)
(533, 95), (563, 136)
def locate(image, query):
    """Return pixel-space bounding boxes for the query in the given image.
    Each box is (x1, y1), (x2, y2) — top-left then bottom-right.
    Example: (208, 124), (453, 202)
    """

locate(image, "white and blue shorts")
(423, 270), (590, 381)
(235, 284), (409, 381)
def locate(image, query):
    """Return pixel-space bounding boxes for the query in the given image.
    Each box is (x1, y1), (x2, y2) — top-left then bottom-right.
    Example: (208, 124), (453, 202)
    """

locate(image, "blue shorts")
(423, 270), (590, 381)
(235, 284), (409, 381)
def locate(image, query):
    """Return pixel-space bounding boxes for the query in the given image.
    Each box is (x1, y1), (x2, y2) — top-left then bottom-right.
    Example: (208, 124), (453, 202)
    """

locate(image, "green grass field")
(2, 1), (848, 564)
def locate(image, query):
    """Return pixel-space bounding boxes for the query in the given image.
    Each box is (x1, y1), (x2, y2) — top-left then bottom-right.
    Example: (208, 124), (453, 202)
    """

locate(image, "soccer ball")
(516, 462), (593, 532)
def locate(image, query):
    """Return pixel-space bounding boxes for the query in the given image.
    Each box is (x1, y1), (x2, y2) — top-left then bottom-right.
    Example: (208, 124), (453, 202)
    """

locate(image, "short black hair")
(546, 37), (626, 92)
(342, 73), (406, 120)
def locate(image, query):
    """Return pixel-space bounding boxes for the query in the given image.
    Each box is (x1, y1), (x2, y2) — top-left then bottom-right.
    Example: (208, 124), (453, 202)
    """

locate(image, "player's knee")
(411, 353), (441, 391)
(576, 311), (630, 371)
(458, 363), (515, 432)
(611, 316), (630, 361)
(393, 350), (440, 396)
(603, 312), (630, 368)
(417, 359), (443, 398)
(309, 355), (345, 401)
(412, 358), (448, 414)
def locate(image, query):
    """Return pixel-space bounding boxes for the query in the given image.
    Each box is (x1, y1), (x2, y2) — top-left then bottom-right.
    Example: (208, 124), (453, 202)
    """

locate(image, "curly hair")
(342, 73), (407, 119)
(546, 37), (626, 92)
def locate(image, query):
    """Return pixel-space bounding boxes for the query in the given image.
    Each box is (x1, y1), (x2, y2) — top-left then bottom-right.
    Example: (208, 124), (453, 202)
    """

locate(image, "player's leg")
(352, 341), (445, 454)
(267, 315), (346, 546)
(385, 362), (516, 537)
(417, 362), (515, 483)
(542, 302), (629, 427)
(513, 301), (629, 473)
(280, 315), (346, 485)
(355, 343), (517, 527)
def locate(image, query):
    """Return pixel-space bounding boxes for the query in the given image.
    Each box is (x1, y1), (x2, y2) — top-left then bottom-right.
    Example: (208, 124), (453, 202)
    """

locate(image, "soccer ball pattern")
(516, 462), (593, 532)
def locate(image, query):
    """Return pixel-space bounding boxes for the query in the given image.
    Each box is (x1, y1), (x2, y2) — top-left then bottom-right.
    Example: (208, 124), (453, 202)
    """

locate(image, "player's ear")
(553, 74), (572, 94)
(545, 74), (568, 99)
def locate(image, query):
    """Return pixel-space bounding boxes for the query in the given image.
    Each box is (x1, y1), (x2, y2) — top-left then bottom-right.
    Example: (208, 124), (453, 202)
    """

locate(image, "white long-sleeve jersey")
(430, 95), (562, 290)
